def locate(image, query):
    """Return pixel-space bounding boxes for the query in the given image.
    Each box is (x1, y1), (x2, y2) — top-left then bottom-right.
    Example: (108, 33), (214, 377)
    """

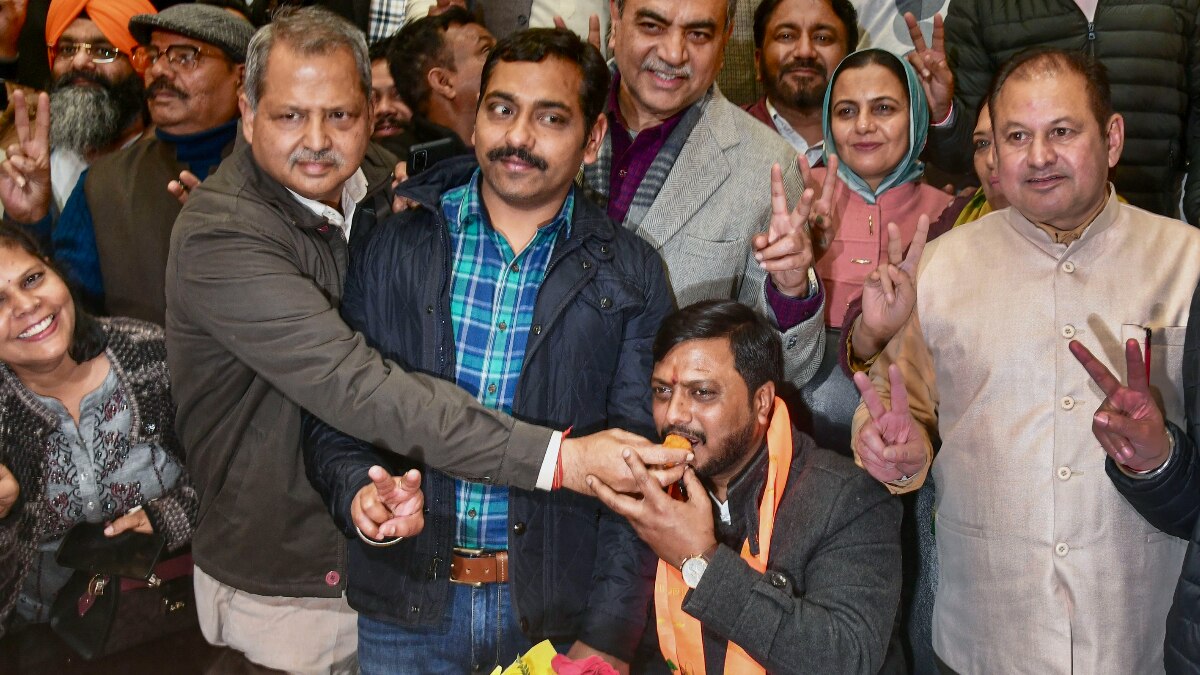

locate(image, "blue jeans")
(358, 582), (532, 674)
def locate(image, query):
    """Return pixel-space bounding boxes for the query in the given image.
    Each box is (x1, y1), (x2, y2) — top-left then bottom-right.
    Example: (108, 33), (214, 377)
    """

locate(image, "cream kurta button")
(1055, 542), (1069, 556)
(1061, 325), (1076, 339)
(1061, 396), (1075, 410)
(1056, 466), (1072, 481)
(1062, 261), (1076, 273)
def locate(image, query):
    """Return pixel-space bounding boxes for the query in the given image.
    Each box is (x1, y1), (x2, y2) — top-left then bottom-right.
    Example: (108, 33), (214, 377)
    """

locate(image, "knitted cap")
(129, 4), (255, 63)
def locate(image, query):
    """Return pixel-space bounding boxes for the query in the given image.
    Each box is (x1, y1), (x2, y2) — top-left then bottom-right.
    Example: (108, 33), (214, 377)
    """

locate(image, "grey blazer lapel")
(634, 102), (734, 250)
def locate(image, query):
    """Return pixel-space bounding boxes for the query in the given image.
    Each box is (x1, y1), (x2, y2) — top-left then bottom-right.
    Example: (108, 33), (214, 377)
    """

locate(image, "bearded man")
(0, 0), (154, 247)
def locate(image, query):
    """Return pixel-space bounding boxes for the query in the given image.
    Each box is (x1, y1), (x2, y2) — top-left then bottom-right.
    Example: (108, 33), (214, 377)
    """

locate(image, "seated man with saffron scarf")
(590, 299), (902, 675)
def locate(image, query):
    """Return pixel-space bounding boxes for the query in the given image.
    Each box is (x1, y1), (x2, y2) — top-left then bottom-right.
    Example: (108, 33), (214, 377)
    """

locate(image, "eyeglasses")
(47, 42), (123, 65)
(133, 45), (226, 71)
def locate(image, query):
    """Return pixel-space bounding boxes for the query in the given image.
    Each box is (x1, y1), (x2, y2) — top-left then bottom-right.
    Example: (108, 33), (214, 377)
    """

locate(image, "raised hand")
(0, 89), (52, 223)
(351, 465), (425, 540)
(903, 12), (953, 123)
(0, 0), (27, 59)
(1069, 339), (1172, 472)
(559, 429), (691, 496)
(427, 0), (467, 16)
(0, 463), (18, 519)
(754, 162), (818, 297)
(167, 170), (200, 206)
(852, 216), (929, 359)
(853, 365), (928, 484)
(588, 454), (716, 570)
(796, 154), (844, 262)
(553, 13), (602, 51)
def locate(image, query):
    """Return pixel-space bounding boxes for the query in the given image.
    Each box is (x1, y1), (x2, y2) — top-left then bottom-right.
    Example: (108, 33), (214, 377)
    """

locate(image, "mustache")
(52, 68), (116, 92)
(374, 113), (407, 129)
(660, 425), (707, 446)
(486, 145), (548, 171)
(146, 77), (188, 100)
(641, 54), (692, 80)
(288, 147), (346, 168)
(781, 57), (826, 78)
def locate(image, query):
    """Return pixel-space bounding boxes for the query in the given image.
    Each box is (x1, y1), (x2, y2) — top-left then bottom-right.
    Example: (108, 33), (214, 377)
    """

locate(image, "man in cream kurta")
(850, 48), (1200, 674)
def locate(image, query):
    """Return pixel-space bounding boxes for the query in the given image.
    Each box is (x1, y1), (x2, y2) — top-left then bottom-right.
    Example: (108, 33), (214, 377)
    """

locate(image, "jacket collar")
(396, 154), (618, 245)
(229, 141), (398, 231)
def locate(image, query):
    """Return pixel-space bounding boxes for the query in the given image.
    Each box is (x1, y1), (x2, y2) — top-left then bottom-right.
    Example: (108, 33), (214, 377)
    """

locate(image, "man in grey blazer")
(581, 0), (829, 387)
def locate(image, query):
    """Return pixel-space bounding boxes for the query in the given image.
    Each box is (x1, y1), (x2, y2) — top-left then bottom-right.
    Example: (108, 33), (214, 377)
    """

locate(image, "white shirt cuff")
(536, 430), (564, 491)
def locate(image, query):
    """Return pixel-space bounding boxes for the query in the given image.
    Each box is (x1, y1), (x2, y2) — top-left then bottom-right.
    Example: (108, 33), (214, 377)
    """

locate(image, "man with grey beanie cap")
(49, 2), (253, 325)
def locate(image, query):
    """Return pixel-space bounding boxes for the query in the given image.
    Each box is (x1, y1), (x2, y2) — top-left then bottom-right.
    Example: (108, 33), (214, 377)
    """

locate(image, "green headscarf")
(821, 49), (930, 205)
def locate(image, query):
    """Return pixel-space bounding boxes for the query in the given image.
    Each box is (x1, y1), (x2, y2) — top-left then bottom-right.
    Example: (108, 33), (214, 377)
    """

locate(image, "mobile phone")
(407, 138), (461, 176)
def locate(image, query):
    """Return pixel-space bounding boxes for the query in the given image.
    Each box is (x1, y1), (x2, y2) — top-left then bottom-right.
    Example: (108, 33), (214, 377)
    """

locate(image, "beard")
(49, 69), (146, 156)
(765, 58), (829, 111)
(661, 415), (761, 481)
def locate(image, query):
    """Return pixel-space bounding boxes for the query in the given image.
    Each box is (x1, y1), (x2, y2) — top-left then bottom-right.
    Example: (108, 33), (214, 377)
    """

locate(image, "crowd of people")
(0, 0), (1197, 673)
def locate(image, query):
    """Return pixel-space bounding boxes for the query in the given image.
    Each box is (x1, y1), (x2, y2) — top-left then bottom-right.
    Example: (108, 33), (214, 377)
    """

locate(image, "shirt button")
(1056, 466), (1072, 481)
(1062, 261), (1076, 273)
(1055, 542), (1069, 557)
(1061, 325), (1076, 339)
(532, 325), (542, 335)
(618, 169), (628, 178)
(510, 262), (520, 273)
(1061, 396), (1075, 410)
(467, 508), (477, 518)
(498, 321), (507, 331)
(512, 521), (526, 536)
(487, 383), (497, 394)
(325, 571), (340, 586)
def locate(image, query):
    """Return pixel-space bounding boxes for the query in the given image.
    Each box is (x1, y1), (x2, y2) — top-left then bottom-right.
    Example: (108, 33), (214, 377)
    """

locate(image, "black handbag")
(48, 522), (197, 660)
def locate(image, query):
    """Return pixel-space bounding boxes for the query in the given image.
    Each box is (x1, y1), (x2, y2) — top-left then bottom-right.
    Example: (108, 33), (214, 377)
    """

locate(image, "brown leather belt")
(450, 549), (509, 585)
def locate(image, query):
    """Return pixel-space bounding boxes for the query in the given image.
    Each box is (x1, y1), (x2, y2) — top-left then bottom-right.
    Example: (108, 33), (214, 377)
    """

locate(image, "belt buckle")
(451, 548), (490, 587)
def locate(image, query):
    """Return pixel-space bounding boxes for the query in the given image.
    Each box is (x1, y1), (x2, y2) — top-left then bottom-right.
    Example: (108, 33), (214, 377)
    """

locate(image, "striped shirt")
(444, 170), (573, 549)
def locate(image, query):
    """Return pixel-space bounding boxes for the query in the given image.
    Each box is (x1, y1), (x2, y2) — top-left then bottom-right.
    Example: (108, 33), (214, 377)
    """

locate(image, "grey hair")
(614, 0), (738, 28)
(243, 6), (371, 110)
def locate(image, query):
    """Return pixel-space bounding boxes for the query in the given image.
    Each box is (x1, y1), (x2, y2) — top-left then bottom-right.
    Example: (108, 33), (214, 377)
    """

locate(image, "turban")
(45, 0), (157, 73)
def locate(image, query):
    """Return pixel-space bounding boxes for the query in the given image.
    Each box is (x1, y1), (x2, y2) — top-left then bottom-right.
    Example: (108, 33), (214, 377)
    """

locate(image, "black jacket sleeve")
(1107, 422), (1200, 540)
(579, 243), (676, 662)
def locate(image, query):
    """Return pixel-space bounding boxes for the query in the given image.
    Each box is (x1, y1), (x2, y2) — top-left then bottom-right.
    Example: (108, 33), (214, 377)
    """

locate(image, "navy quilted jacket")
(302, 155), (674, 661)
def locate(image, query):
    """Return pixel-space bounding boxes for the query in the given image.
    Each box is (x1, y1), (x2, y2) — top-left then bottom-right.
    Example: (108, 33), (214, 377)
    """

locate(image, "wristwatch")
(680, 543), (719, 589)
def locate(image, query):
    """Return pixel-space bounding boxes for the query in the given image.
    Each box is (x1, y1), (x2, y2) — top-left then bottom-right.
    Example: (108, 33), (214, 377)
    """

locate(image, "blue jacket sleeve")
(51, 170), (105, 312)
(302, 220), (402, 537)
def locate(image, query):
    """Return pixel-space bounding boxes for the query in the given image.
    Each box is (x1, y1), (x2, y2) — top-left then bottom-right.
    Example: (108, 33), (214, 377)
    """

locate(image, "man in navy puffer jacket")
(303, 28), (673, 674)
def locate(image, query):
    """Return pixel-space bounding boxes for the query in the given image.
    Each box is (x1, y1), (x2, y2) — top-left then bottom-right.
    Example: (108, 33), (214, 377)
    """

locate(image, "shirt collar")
(1029, 185), (1115, 245)
(710, 442), (770, 556)
(448, 168), (575, 240)
(287, 168), (368, 237)
(765, 98), (824, 163)
(607, 70), (693, 139)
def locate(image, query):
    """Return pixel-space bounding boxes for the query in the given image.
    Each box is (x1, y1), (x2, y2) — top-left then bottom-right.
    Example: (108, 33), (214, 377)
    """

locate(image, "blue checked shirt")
(444, 170), (573, 550)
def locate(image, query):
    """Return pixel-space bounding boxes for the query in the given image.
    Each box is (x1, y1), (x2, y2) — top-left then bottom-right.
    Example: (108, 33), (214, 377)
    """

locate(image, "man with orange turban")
(0, 0), (153, 244)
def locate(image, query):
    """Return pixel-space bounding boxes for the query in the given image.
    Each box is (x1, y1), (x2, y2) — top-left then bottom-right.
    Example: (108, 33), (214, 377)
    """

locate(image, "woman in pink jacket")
(799, 48), (949, 454)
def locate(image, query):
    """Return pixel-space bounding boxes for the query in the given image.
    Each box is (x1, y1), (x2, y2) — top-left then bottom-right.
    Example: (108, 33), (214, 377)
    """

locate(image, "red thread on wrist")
(552, 426), (573, 490)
